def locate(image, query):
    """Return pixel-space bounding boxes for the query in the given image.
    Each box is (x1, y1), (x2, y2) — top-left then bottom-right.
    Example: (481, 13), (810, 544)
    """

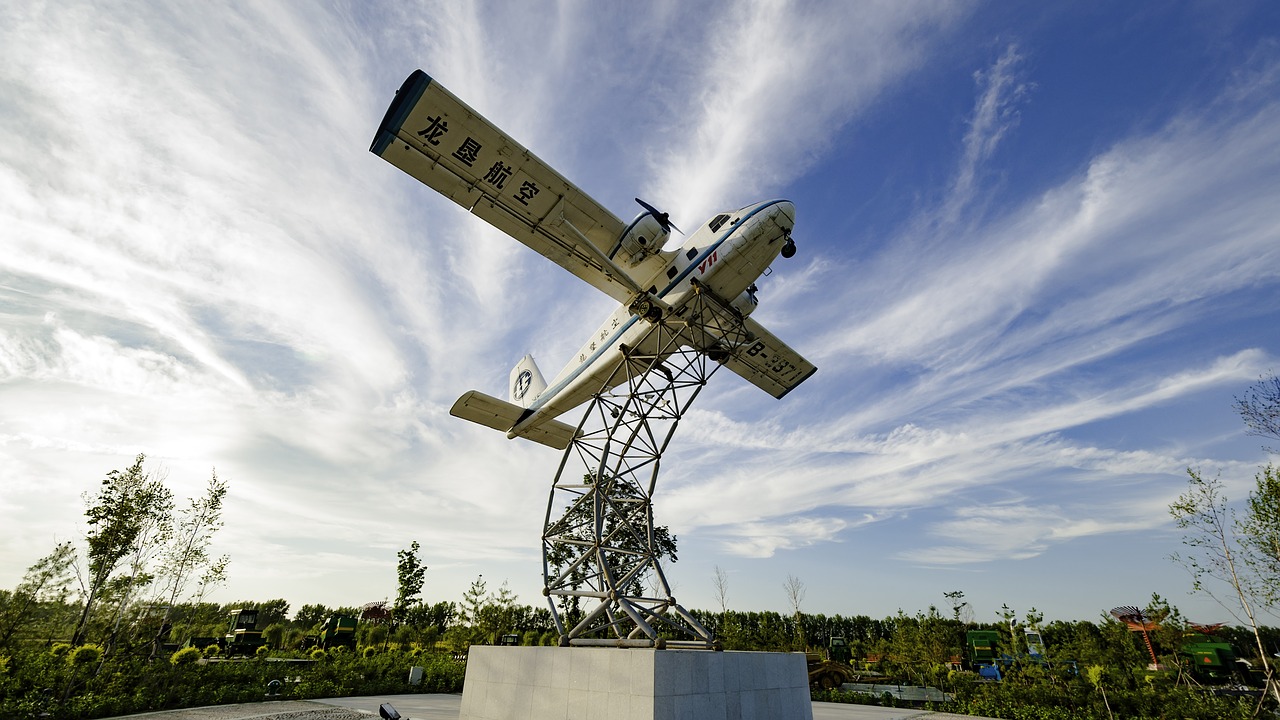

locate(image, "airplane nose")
(773, 201), (795, 231)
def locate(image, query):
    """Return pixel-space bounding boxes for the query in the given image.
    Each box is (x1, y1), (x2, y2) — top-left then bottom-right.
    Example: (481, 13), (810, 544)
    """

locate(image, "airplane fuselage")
(508, 199), (795, 439)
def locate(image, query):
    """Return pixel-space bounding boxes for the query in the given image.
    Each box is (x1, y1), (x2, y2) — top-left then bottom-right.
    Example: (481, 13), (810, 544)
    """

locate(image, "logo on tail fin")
(514, 370), (533, 400)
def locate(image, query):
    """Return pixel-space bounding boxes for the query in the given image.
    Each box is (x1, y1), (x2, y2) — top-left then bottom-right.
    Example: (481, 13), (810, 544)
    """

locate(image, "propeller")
(635, 198), (682, 235)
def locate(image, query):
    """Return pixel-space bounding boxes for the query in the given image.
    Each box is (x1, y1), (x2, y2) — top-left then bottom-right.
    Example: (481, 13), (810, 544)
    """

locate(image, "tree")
(103, 466), (173, 655)
(255, 599), (290, 628)
(712, 565), (729, 614)
(71, 455), (171, 646)
(394, 541), (427, 628)
(783, 574), (806, 616)
(0, 542), (75, 648)
(543, 473), (678, 621)
(1235, 372), (1280, 450)
(457, 576), (487, 629)
(150, 471), (227, 658)
(477, 581), (519, 644)
(1238, 464), (1280, 606)
(1170, 468), (1280, 703)
(943, 590), (972, 623)
(294, 603), (330, 630)
(262, 622), (285, 650)
(783, 574), (806, 649)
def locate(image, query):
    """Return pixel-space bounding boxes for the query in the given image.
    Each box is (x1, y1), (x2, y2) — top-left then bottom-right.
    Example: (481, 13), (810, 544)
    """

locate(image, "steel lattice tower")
(541, 286), (756, 649)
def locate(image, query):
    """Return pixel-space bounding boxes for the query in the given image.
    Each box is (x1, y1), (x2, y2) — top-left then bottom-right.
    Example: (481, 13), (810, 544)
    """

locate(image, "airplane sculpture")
(371, 71), (816, 449)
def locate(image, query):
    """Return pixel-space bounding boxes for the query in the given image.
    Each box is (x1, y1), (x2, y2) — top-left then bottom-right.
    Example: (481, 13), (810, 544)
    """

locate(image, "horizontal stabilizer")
(450, 391), (578, 450)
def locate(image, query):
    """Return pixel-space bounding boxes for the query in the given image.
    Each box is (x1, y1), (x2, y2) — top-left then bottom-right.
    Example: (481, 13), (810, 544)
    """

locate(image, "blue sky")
(2, 1), (1279, 626)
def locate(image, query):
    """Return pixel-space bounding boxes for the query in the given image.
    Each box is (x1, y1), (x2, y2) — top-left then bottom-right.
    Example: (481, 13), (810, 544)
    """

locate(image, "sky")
(2, 1), (1280, 627)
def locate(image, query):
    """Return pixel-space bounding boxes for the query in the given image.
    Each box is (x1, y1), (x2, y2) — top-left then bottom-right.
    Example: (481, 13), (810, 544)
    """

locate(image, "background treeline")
(2, 583), (1272, 720)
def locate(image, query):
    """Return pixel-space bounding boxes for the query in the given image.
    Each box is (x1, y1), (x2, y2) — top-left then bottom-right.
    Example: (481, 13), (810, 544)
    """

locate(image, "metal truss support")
(540, 287), (756, 649)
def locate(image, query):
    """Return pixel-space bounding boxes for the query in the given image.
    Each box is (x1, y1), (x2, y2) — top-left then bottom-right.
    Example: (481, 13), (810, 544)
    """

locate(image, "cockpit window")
(708, 214), (731, 232)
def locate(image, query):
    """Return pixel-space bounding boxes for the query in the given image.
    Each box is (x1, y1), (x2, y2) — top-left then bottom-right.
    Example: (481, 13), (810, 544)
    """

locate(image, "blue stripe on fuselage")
(521, 200), (790, 416)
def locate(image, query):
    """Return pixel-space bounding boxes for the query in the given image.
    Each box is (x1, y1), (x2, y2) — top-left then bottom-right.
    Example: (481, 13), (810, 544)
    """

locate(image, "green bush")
(309, 648), (326, 660)
(255, 645), (269, 658)
(0, 645), (464, 718)
(170, 647), (201, 666)
(67, 644), (103, 666)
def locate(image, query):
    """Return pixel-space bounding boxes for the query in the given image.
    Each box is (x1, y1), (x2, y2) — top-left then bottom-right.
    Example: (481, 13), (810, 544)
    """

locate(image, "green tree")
(254, 599), (289, 628)
(457, 576), (487, 631)
(71, 454), (171, 646)
(543, 473), (678, 623)
(104, 466), (173, 655)
(394, 541), (426, 628)
(262, 622), (285, 649)
(1170, 468), (1280, 703)
(294, 603), (330, 630)
(150, 471), (227, 658)
(943, 590), (972, 623)
(0, 542), (76, 648)
(1239, 464), (1280, 605)
(477, 581), (519, 644)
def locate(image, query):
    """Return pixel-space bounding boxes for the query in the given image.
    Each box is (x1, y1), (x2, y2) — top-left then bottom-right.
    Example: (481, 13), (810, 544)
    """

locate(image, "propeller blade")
(635, 198), (682, 235)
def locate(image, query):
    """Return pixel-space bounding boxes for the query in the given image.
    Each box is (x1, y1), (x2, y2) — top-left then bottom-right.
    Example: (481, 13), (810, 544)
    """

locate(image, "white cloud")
(1, 2), (1277, 618)
(650, 2), (966, 223)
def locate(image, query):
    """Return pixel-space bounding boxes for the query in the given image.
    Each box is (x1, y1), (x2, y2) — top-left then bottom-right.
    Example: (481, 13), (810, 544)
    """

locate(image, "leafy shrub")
(49, 642), (71, 657)
(67, 644), (103, 666)
(169, 647), (201, 666)
(362, 646), (378, 658)
(0, 645), (460, 718)
(309, 648), (326, 660)
(255, 645), (269, 658)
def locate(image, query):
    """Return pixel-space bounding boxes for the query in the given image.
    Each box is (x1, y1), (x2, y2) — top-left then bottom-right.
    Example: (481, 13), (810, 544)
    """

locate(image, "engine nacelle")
(730, 286), (759, 317)
(614, 213), (669, 266)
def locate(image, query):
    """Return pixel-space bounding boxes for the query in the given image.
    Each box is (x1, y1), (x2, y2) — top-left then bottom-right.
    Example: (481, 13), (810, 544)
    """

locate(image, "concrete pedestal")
(459, 645), (813, 720)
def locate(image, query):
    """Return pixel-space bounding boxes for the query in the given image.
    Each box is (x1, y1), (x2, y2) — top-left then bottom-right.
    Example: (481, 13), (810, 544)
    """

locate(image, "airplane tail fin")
(509, 354), (547, 408)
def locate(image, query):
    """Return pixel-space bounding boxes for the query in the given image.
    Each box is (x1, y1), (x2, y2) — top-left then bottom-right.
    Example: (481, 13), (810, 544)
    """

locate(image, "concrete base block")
(460, 646), (813, 720)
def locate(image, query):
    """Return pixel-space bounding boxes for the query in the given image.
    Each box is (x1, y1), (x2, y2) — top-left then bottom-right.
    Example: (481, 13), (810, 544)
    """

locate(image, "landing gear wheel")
(781, 238), (797, 258)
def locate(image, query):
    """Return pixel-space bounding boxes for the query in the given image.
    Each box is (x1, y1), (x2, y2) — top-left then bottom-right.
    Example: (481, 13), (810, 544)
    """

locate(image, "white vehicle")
(371, 71), (816, 449)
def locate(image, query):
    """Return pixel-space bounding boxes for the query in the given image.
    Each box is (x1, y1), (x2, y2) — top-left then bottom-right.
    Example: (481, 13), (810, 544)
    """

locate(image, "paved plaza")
(99, 694), (989, 720)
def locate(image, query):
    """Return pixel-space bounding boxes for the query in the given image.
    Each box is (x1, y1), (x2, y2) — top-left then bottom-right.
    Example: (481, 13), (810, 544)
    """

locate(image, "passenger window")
(686, 248), (698, 260)
(666, 267), (678, 279)
(708, 214), (730, 232)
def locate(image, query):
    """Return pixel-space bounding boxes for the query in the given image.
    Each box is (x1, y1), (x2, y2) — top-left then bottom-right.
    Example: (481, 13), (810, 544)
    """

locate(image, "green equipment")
(828, 636), (852, 663)
(224, 608), (265, 656)
(966, 630), (1003, 679)
(1181, 624), (1255, 685)
(319, 615), (358, 649)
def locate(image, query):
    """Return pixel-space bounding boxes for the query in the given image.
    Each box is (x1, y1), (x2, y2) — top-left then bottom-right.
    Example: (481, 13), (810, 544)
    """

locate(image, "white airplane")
(371, 71), (816, 449)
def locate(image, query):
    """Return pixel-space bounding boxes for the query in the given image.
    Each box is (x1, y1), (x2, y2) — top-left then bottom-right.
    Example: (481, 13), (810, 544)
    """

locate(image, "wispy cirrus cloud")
(658, 54), (1280, 565)
(2, 1), (1277, 621)
(649, 1), (967, 224)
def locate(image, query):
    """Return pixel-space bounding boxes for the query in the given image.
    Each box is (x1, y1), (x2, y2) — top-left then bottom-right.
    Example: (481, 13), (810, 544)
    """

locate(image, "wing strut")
(550, 211), (648, 298)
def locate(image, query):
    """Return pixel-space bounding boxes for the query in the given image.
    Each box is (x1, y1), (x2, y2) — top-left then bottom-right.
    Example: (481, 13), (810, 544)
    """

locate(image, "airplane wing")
(371, 70), (638, 304)
(722, 317), (817, 399)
